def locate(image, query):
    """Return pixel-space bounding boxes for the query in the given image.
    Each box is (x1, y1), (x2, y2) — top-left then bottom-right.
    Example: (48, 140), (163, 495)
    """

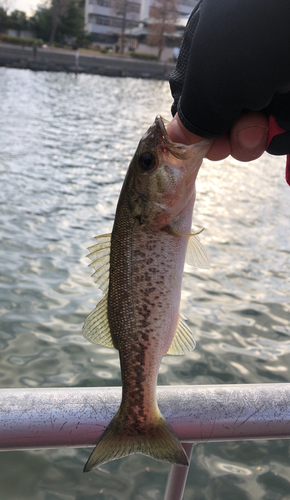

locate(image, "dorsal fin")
(83, 234), (114, 348)
(86, 234), (111, 294)
(165, 315), (196, 355)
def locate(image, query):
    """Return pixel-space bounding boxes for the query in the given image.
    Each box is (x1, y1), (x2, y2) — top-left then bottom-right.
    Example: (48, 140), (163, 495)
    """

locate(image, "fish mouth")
(155, 115), (169, 140)
(141, 115), (188, 160)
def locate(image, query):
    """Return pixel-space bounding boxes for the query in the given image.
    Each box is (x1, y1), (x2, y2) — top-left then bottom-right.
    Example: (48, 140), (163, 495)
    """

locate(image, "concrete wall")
(135, 43), (175, 62)
(0, 43), (175, 79)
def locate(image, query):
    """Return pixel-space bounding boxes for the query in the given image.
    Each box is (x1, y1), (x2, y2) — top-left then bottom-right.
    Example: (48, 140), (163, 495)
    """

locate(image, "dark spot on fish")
(134, 214), (143, 225)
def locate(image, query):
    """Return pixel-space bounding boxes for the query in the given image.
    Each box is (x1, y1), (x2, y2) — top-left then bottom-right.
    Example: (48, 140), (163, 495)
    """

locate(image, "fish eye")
(139, 152), (156, 172)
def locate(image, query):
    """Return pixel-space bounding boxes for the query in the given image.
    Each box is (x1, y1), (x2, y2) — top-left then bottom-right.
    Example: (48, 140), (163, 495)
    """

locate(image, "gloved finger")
(168, 114), (230, 160)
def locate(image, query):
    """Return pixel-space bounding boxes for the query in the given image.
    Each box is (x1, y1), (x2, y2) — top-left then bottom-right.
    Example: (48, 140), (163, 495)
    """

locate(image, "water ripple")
(0, 68), (289, 500)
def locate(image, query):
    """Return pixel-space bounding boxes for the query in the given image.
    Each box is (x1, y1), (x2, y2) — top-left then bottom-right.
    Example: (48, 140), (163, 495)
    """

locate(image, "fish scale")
(82, 116), (212, 472)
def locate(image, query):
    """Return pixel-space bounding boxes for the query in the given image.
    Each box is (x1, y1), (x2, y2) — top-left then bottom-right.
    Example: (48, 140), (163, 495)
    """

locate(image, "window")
(98, 0), (111, 7)
(128, 2), (140, 14)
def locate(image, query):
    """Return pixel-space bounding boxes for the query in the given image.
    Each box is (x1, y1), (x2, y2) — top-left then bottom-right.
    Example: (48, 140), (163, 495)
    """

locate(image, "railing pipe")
(164, 443), (195, 500)
(0, 384), (290, 451)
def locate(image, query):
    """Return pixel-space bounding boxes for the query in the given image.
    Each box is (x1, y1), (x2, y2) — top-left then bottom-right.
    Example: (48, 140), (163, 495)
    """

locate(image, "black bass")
(83, 116), (211, 472)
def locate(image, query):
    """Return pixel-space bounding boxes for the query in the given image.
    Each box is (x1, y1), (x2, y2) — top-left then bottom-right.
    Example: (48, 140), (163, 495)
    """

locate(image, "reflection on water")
(0, 68), (289, 499)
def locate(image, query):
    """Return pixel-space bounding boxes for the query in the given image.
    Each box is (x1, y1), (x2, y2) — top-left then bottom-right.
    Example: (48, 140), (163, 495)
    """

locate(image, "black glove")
(169, 0), (290, 157)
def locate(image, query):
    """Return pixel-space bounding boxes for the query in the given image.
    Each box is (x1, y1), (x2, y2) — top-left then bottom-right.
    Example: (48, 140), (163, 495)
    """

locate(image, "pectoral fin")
(166, 315), (196, 355)
(164, 226), (204, 238)
(185, 234), (210, 269)
(165, 225), (210, 269)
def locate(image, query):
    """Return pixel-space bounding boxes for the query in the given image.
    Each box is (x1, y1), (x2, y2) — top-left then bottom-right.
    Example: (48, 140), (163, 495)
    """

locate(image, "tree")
(148, 0), (178, 60)
(113, 0), (129, 54)
(58, 0), (86, 46)
(49, 0), (70, 45)
(0, 6), (8, 33)
(30, 5), (52, 42)
(112, 0), (139, 54)
(0, 0), (11, 12)
(7, 9), (29, 35)
(31, 0), (87, 46)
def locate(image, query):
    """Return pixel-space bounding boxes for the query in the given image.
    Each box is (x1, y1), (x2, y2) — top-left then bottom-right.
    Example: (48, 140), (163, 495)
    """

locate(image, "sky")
(7, 0), (42, 15)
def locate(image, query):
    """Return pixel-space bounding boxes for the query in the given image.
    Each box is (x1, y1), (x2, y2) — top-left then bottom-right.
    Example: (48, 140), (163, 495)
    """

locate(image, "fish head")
(127, 115), (211, 230)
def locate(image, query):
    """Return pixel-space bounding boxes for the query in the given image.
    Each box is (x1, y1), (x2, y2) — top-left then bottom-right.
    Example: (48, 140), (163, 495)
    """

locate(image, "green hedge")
(130, 52), (158, 60)
(0, 34), (43, 47)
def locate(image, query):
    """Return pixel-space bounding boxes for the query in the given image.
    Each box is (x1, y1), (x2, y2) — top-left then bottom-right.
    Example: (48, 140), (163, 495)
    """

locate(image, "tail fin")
(83, 412), (188, 472)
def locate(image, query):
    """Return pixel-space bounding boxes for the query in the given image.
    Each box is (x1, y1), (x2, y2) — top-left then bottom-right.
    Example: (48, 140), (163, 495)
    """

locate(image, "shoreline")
(0, 43), (175, 80)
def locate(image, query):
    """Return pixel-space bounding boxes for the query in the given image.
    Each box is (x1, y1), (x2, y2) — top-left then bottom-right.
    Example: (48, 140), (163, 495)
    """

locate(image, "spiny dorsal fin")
(185, 234), (210, 269)
(87, 234), (111, 294)
(165, 315), (196, 355)
(82, 295), (114, 348)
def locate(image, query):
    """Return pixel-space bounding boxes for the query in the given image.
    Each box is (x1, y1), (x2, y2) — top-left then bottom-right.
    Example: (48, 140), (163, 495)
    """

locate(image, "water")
(0, 67), (289, 500)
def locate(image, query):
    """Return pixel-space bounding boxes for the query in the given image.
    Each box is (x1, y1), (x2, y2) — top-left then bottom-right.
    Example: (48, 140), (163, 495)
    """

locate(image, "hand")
(167, 112), (269, 162)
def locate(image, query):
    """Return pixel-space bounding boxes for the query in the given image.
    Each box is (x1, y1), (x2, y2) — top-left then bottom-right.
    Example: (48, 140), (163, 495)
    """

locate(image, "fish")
(82, 115), (211, 472)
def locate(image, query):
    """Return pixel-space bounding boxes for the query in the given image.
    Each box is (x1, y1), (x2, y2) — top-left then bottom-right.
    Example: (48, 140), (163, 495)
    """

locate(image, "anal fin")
(166, 315), (196, 355)
(82, 295), (114, 348)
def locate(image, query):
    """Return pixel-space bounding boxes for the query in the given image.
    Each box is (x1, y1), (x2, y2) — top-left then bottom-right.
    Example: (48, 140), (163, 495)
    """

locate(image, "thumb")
(167, 114), (204, 145)
(230, 112), (269, 161)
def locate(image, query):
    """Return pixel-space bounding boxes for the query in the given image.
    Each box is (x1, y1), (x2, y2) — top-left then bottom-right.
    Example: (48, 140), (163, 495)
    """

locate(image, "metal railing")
(1, 384), (290, 499)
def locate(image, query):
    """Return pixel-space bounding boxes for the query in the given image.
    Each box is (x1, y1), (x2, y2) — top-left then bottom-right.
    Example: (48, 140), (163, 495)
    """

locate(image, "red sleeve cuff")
(267, 116), (290, 186)
(286, 155), (290, 186)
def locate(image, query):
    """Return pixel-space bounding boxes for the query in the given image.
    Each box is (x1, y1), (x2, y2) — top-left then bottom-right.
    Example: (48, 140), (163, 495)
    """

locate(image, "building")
(85, 0), (142, 44)
(140, 0), (197, 20)
(124, 16), (189, 60)
(85, 0), (198, 44)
